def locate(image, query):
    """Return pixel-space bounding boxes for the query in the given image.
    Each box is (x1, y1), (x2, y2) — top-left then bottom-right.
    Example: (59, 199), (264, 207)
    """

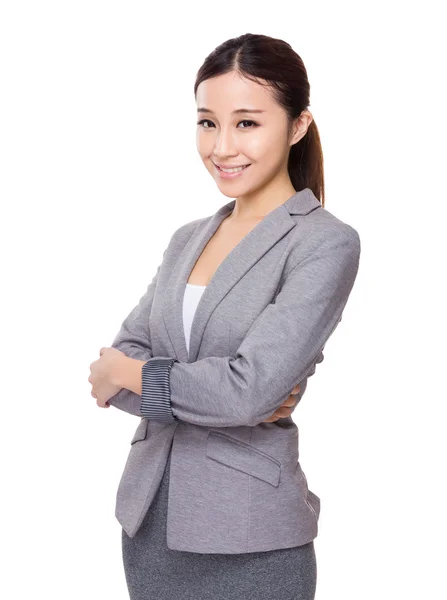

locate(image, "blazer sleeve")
(141, 225), (361, 427)
(106, 220), (201, 416)
(106, 260), (163, 416)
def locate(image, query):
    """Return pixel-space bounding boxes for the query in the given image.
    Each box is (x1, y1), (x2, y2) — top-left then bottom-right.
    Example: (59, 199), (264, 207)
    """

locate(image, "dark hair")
(194, 33), (325, 207)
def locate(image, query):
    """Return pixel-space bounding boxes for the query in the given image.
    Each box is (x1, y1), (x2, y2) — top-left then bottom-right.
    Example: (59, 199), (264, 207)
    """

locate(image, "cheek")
(243, 130), (277, 159)
(248, 133), (287, 166)
(245, 135), (263, 155)
(196, 132), (213, 157)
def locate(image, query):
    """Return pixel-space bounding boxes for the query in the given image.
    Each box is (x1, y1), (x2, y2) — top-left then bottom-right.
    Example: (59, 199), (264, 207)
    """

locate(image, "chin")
(217, 189), (238, 199)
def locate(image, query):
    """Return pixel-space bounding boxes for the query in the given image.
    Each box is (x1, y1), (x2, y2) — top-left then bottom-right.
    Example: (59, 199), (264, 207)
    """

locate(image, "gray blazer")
(109, 187), (361, 554)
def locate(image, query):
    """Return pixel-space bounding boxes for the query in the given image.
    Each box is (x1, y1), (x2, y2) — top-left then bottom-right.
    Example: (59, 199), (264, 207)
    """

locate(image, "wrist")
(112, 356), (146, 395)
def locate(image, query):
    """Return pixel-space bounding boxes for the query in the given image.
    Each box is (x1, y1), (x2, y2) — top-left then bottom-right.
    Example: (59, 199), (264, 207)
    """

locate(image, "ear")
(290, 110), (313, 146)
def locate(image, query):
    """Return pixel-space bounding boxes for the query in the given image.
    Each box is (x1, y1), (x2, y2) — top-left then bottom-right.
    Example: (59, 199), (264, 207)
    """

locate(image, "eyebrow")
(197, 108), (266, 115)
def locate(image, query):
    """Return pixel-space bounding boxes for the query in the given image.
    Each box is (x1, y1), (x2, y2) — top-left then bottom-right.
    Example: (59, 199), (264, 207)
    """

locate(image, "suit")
(109, 187), (361, 553)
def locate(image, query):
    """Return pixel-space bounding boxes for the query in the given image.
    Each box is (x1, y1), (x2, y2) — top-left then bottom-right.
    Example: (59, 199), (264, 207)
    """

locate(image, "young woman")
(89, 33), (361, 600)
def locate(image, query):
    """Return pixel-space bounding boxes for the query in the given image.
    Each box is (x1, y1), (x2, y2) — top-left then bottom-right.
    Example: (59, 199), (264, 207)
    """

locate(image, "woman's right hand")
(263, 384), (300, 422)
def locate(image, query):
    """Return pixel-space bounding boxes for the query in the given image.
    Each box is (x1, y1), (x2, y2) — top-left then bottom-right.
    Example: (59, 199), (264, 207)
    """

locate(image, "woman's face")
(196, 71), (305, 199)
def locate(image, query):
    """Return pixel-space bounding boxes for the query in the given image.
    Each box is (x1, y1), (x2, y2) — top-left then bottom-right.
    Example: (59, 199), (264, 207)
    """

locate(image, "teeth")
(219, 165), (249, 173)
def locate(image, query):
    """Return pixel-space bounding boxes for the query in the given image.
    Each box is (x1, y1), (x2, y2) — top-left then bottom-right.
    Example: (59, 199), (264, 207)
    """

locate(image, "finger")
(291, 384), (300, 394)
(263, 414), (279, 422)
(283, 396), (296, 406)
(275, 407), (293, 418)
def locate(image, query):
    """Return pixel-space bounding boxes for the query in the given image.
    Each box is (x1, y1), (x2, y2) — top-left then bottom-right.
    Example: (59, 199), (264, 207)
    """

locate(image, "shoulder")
(300, 203), (360, 244)
(164, 215), (209, 253)
(162, 199), (228, 255)
(285, 204), (361, 272)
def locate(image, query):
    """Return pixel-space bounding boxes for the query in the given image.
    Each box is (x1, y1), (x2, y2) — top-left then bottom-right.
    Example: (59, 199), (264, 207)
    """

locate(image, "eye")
(196, 119), (214, 128)
(240, 120), (258, 129)
(238, 120), (258, 128)
(196, 119), (259, 129)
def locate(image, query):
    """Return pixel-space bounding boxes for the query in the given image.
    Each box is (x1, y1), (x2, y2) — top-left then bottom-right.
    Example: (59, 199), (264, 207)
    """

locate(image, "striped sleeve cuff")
(141, 357), (179, 422)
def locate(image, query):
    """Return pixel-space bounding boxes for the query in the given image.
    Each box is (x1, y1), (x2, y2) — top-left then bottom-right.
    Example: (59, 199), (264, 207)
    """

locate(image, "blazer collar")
(162, 187), (322, 363)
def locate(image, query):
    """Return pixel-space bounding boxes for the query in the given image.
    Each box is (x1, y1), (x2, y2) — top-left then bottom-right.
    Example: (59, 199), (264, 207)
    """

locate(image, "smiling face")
(195, 71), (308, 203)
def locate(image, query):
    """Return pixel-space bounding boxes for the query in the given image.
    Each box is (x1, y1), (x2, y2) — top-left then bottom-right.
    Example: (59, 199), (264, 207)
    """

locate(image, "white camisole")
(183, 283), (207, 357)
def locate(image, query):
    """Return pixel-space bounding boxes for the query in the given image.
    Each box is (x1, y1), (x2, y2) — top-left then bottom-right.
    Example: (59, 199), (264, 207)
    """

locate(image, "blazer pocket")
(206, 431), (281, 487)
(130, 418), (149, 444)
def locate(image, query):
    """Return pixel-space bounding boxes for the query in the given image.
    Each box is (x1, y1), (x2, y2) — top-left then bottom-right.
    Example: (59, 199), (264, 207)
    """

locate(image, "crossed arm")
(106, 226), (360, 427)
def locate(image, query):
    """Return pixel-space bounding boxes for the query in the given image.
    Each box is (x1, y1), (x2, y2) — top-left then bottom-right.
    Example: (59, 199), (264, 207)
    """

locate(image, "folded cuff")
(141, 357), (179, 422)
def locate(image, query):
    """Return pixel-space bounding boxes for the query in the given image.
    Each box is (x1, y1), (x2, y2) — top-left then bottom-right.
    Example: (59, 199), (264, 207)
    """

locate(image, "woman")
(89, 33), (361, 600)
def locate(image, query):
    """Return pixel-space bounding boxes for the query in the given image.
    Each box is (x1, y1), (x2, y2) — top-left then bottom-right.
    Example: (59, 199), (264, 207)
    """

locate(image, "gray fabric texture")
(110, 187), (361, 553)
(122, 441), (317, 600)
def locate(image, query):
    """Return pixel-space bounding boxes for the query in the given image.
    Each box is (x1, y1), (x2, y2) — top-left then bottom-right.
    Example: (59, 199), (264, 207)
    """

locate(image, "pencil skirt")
(121, 444), (317, 600)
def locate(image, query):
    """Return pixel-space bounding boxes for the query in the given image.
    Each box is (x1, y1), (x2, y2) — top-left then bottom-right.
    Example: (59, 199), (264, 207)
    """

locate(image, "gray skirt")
(122, 444), (317, 600)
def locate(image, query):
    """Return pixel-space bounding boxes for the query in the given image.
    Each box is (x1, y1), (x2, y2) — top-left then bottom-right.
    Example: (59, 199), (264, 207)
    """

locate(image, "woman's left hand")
(88, 347), (125, 408)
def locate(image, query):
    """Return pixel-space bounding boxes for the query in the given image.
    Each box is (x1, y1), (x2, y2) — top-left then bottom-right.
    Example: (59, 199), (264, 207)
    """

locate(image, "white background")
(1, 1), (445, 598)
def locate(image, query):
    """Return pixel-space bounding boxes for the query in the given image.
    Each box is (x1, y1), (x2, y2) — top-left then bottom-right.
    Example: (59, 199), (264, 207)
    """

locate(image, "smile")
(214, 163), (251, 179)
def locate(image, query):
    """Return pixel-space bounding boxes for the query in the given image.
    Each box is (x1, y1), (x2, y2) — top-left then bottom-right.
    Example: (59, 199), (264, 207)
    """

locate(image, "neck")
(230, 176), (296, 221)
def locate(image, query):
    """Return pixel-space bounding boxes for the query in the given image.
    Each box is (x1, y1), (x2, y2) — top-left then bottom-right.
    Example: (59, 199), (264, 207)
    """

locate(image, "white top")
(183, 283), (207, 356)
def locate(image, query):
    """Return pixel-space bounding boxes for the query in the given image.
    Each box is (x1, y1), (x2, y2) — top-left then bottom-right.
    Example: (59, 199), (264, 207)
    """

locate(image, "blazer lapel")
(162, 187), (321, 363)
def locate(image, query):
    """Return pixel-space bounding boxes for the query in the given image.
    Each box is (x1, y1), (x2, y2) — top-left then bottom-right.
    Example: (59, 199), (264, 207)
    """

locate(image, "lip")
(213, 162), (251, 169)
(213, 162), (251, 180)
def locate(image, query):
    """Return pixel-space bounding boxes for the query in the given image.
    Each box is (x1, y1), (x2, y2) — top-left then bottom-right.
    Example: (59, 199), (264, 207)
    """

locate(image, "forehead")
(196, 71), (275, 113)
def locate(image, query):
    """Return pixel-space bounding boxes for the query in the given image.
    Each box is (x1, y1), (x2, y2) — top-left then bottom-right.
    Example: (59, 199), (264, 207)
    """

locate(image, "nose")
(212, 126), (237, 158)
